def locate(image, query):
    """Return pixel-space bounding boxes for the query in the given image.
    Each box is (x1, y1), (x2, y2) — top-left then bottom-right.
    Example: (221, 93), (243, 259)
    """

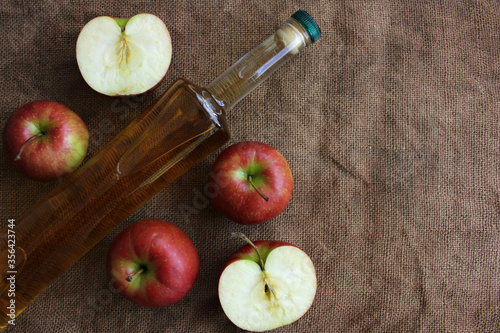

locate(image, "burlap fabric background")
(1, 1), (499, 332)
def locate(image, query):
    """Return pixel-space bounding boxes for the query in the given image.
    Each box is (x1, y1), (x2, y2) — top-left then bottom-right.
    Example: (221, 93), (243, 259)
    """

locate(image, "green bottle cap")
(291, 10), (321, 44)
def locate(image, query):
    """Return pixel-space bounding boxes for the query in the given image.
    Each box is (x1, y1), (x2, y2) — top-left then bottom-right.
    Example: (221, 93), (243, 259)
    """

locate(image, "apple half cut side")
(76, 13), (172, 96)
(218, 234), (317, 332)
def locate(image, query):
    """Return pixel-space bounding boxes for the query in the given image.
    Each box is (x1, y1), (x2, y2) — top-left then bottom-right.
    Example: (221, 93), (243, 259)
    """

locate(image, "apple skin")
(208, 141), (293, 225)
(221, 240), (294, 271)
(2, 100), (89, 182)
(106, 219), (200, 307)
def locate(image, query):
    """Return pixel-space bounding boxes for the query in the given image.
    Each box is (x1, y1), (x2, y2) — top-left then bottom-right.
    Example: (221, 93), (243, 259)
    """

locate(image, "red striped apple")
(218, 233), (317, 332)
(76, 13), (172, 96)
(208, 141), (293, 225)
(106, 219), (199, 307)
(2, 100), (89, 182)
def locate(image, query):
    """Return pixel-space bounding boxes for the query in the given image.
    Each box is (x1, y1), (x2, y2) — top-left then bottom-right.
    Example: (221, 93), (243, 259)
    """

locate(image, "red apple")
(2, 100), (89, 182)
(106, 219), (199, 307)
(76, 13), (172, 96)
(218, 233), (317, 332)
(208, 141), (293, 225)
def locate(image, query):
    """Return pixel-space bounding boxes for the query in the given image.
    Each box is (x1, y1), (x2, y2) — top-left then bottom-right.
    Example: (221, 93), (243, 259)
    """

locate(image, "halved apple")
(76, 13), (172, 96)
(218, 233), (317, 332)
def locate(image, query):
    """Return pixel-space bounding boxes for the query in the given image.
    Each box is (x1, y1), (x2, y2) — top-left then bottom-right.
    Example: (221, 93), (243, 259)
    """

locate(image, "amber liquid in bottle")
(0, 11), (319, 329)
(0, 79), (230, 326)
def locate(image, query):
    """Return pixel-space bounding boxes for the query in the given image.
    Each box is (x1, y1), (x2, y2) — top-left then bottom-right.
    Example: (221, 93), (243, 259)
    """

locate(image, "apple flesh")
(107, 219), (199, 307)
(2, 100), (89, 182)
(218, 233), (317, 332)
(209, 141), (293, 225)
(76, 13), (172, 96)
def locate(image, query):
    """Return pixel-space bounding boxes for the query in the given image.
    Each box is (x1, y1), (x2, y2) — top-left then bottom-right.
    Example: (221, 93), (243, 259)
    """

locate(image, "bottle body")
(0, 79), (230, 328)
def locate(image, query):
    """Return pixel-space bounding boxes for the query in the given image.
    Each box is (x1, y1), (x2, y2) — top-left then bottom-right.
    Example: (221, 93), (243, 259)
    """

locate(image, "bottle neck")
(206, 17), (312, 112)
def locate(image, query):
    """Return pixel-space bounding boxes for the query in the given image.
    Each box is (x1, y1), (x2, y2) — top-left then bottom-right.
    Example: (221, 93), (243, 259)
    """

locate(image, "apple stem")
(14, 133), (44, 161)
(125, 267), (145, 282)
(247, 175), (269, 202)
(231, 232), (265, 271)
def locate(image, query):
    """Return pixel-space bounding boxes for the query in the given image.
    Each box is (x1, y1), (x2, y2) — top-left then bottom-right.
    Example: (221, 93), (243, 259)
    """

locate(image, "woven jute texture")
(1, 1), (499, 332)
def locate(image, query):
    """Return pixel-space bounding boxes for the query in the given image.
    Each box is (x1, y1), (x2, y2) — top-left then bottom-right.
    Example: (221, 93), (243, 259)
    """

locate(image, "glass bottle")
(0, 10), (320, 329)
